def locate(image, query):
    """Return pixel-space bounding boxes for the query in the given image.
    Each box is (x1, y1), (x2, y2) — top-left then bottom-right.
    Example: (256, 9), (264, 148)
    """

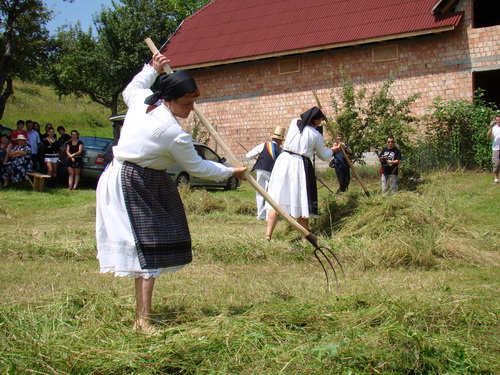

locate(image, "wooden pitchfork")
(145, 38), (344, 290)
(312, 90), (371, 197)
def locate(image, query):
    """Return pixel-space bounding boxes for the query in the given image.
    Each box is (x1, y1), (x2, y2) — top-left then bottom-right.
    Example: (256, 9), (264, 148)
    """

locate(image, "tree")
(49, 0), (210, 116)
(329, 70), (420, 163)
(0, 0), (52, 119)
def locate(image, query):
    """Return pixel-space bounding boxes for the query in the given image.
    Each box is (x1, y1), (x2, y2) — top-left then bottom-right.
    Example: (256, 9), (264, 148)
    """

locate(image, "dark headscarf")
(144, 70), (198, 105)
(297, 107), (325, 133)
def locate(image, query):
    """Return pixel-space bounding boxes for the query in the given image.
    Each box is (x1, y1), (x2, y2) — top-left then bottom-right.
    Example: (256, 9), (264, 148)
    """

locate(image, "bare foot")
(133, 318), (156, 334)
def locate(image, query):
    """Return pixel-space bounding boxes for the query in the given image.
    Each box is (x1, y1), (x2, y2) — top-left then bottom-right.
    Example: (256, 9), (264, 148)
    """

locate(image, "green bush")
(417, 90), (497, 170)
(329, 70), (420, 162)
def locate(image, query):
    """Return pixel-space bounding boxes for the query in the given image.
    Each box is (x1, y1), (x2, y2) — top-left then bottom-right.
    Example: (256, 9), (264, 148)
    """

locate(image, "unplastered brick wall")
(181, 2), (498, 159)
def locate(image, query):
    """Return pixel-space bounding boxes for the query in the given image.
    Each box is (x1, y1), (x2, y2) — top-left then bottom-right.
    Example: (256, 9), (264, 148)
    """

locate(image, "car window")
(200, 146), (220, 163)
(195, 146), (205, 159)
(81, 137), (113, 150)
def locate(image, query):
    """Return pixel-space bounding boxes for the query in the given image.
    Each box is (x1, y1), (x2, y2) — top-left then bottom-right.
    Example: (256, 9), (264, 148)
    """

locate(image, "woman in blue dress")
(2, 134), (32, 188)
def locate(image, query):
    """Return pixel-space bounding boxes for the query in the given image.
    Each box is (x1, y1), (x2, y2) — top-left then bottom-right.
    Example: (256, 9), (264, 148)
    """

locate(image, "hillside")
(1, 81), (116, 138)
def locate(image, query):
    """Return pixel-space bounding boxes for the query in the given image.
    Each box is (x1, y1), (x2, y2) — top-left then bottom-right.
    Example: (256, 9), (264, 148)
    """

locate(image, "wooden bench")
(26, 171), (52, 192)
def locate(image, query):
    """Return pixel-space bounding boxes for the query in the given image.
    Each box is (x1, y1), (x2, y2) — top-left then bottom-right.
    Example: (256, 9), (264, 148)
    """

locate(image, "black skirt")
(68, 156), (83, 168)
(121, 161), (192, 269)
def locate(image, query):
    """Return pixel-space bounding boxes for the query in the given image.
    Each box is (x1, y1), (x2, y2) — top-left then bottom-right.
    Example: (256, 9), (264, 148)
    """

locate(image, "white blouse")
(283, 118), (332, 162)
(113, 64), (231, 181)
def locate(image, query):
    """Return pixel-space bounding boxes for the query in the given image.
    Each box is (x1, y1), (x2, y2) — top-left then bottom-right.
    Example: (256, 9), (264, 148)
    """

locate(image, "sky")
(45, 0), (114, 35)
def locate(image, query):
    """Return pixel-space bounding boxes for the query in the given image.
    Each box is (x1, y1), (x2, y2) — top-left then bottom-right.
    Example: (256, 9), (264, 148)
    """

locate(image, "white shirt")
(491, 124), (500, 150)
(113, 64), (231, 181)
(245, 140), (281, 160)
(283, 119), (332, 162)
(26, 130), (40, 154)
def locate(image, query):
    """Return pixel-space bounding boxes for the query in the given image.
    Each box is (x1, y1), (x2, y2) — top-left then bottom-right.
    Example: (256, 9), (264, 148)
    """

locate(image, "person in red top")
(9, 120), (28, 146)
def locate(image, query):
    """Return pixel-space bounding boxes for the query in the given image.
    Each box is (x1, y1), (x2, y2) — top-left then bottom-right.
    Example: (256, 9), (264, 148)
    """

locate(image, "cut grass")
(0, 170), (498, 374)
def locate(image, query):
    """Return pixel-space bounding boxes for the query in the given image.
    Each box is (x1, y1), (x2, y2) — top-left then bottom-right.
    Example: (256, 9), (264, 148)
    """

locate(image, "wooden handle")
(312, 90), (370, 197)
(145, 38), (313, 239)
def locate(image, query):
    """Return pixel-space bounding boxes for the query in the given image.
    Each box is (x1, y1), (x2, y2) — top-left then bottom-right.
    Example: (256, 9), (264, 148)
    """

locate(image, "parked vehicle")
(0, 124), (13, 134)
(168, 143), (240, 190)
(61, 115), (238, 189)
(58, 136), (114, 180)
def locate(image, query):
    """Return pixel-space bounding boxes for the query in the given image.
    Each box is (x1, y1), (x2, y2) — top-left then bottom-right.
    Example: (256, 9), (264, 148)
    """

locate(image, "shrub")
(418, 90), (497, 170)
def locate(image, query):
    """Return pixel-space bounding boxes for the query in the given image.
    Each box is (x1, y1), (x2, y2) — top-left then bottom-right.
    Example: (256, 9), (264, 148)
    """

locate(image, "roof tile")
(160, 0), (462, 68)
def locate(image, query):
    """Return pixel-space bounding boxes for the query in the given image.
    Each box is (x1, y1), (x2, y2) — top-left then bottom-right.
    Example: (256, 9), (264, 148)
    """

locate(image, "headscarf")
(144, 70), (198, 105)
(297, 107), (325, 133)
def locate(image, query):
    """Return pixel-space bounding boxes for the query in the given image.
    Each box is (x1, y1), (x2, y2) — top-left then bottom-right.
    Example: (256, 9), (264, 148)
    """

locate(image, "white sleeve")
(169, 133), (232, 181)
(245, 143), (264, 159)
(122, 64), (160, 108)
(314, 134), (333, 162)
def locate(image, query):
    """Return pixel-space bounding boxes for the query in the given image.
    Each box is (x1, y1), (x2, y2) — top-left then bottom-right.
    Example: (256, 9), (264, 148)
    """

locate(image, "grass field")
(0, 167), (498, 374)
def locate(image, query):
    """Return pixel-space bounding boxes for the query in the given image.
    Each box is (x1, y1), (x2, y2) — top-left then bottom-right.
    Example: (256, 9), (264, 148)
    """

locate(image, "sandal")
(265, 235), (272, 241)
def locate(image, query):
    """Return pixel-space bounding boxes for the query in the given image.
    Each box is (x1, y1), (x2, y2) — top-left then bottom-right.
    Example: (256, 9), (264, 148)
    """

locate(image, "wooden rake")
(145, 38), (344, 290)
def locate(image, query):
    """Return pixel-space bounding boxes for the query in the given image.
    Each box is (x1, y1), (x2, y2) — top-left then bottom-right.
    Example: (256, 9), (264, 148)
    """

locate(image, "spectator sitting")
(0, 134), (13, 184)
(2, 134), (32, 188)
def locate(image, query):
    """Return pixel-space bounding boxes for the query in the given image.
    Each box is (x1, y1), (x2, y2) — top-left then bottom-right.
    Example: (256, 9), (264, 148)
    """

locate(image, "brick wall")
(180, 0), (500, 159)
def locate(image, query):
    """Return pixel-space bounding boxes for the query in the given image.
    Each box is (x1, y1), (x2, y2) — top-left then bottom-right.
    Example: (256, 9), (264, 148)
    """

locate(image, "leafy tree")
(329, 70), (420, 163)
(49, 0), (210, 116)
(0, 0), (52, 119)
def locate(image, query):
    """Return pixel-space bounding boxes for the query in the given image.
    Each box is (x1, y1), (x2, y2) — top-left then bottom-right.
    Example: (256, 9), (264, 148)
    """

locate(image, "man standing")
(57, 126), (71, 147)
(379, 136), (401, 195)
(25, 120), (41, 171)
(330, 133), (353, 193)
(9, 120), (28, 146)
(245, 126), (286, 220)
(487, 114), (500, 185)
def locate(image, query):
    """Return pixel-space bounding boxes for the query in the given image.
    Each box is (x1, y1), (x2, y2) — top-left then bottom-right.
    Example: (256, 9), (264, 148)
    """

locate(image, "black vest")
(252, 141), (282, 172)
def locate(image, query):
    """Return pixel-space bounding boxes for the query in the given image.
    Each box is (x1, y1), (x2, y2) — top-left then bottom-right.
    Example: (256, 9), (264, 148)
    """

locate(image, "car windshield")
(81, 137), (113, 150)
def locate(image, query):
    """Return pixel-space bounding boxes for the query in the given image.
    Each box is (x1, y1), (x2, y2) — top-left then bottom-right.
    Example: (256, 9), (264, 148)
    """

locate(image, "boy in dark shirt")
(379, 136), (401, 195)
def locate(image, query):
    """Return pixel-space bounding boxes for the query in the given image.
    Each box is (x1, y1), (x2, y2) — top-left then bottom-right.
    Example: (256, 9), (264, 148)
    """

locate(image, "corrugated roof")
(160, 0), (463, 69)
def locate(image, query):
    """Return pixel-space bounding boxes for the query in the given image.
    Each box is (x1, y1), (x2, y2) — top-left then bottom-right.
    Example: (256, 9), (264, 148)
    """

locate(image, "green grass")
(0, 170), (498, 374)
(1, 81), (114, 138)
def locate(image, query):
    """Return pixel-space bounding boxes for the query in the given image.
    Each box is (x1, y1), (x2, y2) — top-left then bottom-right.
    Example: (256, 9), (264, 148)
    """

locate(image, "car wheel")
(225, 176), (238, 191)
(176, 172), (190, 186)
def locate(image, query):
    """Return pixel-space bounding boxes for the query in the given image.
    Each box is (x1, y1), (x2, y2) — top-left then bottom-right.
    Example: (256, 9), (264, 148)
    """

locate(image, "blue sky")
(45, 0), (114, 34)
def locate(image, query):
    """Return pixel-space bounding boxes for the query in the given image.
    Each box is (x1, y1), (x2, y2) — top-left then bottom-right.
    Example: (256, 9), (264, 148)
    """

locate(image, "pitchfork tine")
(314, 246), (344, 291)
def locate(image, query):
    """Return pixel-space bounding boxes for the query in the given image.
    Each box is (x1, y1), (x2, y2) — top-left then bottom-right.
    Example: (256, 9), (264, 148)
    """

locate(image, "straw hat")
(272, 126), (286, 140)
(16, 134), (27, 141)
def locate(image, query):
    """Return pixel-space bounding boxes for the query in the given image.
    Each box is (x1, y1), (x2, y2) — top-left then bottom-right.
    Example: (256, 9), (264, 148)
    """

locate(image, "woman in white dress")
(96, 53), (246, 332)
(265, 107), (334, 240)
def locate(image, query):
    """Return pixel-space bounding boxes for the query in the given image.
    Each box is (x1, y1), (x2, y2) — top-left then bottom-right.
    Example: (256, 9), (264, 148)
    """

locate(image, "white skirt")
(265, 152), (316, 218)
(95, 159), (184, 278)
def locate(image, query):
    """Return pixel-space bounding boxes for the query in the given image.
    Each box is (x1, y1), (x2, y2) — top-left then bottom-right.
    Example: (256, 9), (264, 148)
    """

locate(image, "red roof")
(160, 0), (463, 69)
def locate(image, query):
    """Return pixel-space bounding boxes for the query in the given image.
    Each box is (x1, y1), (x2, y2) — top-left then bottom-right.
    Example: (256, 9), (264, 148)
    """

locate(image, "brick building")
(159, 0), (500, 157)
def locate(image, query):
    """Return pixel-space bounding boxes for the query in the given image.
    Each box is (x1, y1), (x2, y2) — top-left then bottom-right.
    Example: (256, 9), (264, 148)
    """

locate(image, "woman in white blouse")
(265, 107), (334, 241)
(96, 53), (246, 333)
